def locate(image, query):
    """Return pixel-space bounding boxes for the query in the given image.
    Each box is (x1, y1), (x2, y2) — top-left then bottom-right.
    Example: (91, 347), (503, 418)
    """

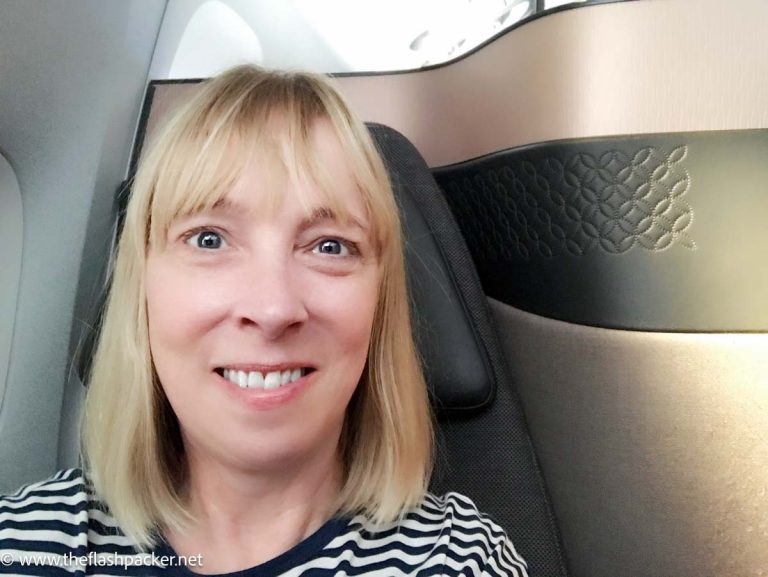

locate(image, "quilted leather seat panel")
(435, 130), (768, 331)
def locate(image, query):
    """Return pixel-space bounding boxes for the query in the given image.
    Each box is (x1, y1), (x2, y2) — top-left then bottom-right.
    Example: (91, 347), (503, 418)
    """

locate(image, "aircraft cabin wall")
(0, 153), (22, 437)
(0, 0), (167, 490)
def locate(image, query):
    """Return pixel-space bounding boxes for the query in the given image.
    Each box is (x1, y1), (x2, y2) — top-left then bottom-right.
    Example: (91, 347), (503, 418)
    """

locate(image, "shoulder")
(340, 492), (529, 576)
(423, 492), (528, 574)
(0, 468), (133, 559)
(0, 468), (90, 513)
(1, 468), (92, 541)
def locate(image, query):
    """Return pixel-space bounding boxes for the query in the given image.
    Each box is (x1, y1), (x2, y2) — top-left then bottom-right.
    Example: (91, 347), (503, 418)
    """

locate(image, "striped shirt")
(0, 469), (528, 576)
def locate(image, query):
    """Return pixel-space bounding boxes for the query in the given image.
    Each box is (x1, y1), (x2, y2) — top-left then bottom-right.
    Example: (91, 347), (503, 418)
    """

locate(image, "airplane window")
(0, 152), (22, 409)
(294, 0), (534, 70)
(150, 0), (536, 78)
(168, 0), (263, 78)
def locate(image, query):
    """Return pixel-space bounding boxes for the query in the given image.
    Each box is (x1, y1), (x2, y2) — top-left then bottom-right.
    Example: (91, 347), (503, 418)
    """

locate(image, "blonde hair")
(82, 65), (433, 548)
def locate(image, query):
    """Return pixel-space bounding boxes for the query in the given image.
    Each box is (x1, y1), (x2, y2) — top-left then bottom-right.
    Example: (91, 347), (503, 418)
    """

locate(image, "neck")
(165, 445), (343, 575)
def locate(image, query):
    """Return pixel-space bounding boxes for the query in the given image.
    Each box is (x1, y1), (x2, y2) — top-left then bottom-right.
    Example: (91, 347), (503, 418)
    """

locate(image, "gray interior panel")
(0, 153), (22, 412)
(0, 0), (167, 493)
(436, 130), (768, 331)
(490, 298), (768, 577)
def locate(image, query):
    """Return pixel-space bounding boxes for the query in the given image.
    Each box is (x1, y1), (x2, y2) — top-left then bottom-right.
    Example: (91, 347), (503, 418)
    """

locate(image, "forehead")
(221, 119), (368, 223)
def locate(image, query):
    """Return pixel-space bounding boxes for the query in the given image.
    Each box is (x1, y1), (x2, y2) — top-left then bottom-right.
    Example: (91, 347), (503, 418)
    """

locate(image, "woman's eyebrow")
(195, 200), (368, 231)
(210, 197), (244, 214)
(303, 206), (368, 232)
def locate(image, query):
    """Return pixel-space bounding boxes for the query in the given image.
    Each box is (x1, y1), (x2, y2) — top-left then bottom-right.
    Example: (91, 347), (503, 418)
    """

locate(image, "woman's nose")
(233, 256), (309, 340)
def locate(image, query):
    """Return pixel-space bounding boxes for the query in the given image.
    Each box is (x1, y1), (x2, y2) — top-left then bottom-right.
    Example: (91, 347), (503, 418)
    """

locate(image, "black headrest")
(368, 123), (495, 414)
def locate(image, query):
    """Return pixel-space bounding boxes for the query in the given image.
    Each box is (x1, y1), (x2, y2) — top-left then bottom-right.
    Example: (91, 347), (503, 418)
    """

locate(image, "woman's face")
(145, 120), (381, 474)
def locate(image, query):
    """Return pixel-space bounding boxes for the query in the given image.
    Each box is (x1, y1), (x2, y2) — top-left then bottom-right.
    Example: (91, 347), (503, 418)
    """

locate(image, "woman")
(0, 66), (528, 576)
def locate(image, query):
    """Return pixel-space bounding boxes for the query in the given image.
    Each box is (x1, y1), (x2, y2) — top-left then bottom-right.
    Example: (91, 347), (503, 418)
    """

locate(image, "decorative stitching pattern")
(441, 146), (696, 261)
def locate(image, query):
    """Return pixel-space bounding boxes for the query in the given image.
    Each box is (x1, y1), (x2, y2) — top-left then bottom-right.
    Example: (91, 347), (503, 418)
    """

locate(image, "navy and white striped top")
(0, 469), (528, 576)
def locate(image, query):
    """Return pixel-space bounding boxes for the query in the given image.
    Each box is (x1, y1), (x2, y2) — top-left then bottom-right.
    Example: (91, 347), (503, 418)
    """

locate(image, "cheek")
(144, 259), (227, 363)
(306, 271), (380, 354)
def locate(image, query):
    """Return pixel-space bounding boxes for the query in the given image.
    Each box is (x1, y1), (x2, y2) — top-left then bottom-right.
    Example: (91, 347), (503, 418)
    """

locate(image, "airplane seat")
(432, 130), (768, 577)
(368, 123), (569, 577)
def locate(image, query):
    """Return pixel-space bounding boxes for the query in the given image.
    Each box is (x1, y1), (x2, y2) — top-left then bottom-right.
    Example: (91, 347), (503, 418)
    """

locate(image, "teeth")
(264, 371), (281, 389)
(248, 371), (264, 388)
(221, 368), (307, 389)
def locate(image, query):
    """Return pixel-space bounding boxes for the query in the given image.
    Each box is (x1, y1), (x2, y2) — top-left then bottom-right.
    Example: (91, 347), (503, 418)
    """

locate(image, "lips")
(212, 364), (318, 410)
(214, 367), (314, 389)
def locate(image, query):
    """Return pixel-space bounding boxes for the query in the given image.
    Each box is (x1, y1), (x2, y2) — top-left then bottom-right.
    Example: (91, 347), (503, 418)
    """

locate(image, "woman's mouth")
(214, 367), (315, 390)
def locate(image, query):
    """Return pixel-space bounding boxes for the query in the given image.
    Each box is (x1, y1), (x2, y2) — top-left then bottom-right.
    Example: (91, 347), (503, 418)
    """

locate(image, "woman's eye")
(313, 239), (352, 257)
(186, 230), (225, 250)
